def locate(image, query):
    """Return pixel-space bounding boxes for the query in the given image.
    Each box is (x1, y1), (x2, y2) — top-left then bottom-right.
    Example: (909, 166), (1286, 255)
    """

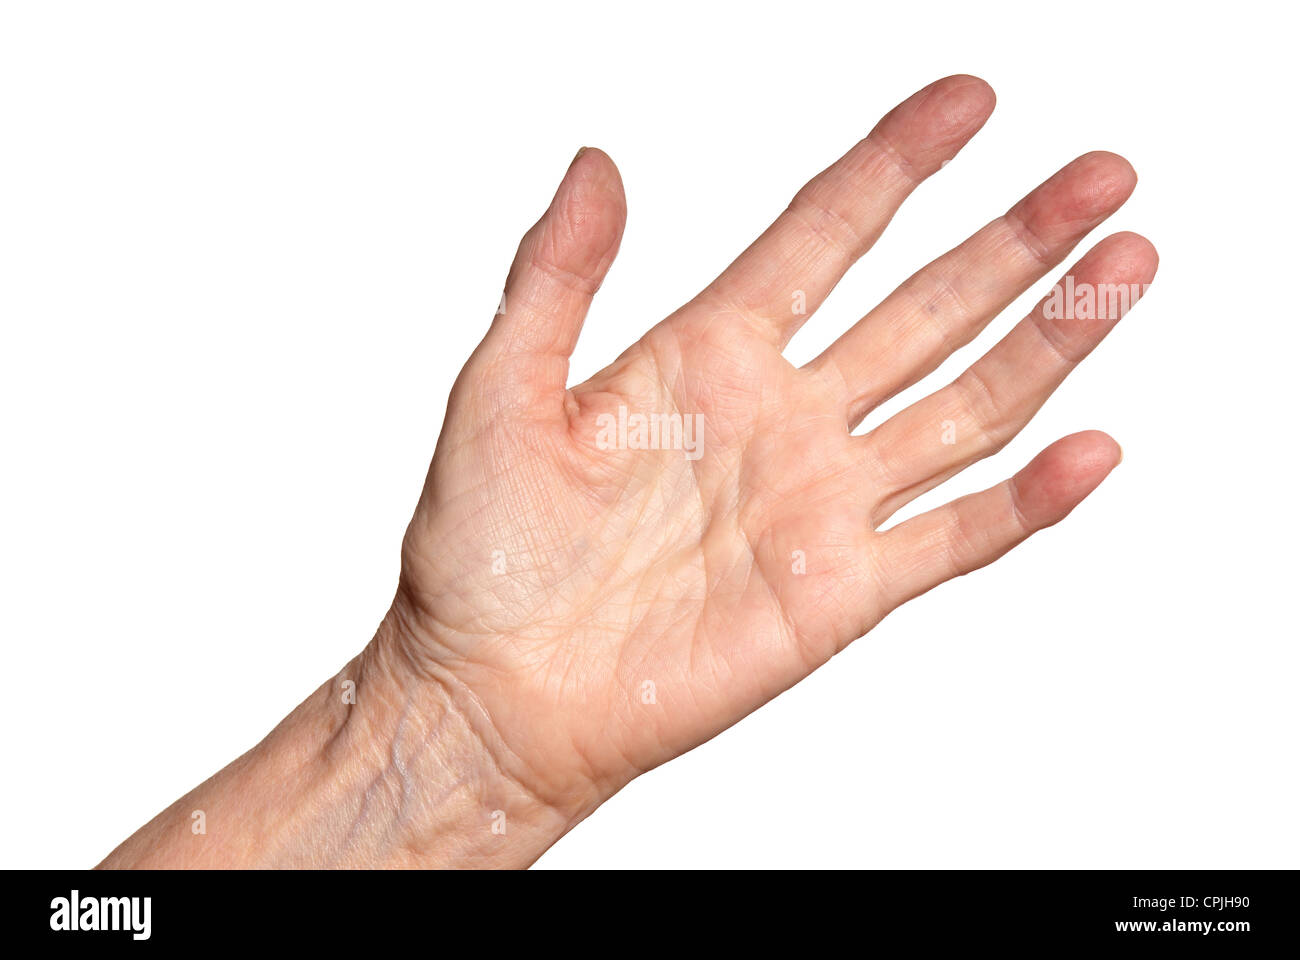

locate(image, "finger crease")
(528, 250), (603, 297)
(787, 192), (866, 261)
(1002, 210), (1054, 267)
(956, 365), (1007, 447)
(1028, 312), (1077, 367)
(864, 130), (923, 187)
(1006, 477), (1034, 534)
(907, 269), (972, 355)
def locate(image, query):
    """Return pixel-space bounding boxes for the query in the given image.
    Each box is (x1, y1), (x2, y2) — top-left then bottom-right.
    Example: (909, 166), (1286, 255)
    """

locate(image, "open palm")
(389, 75), (1156, 818)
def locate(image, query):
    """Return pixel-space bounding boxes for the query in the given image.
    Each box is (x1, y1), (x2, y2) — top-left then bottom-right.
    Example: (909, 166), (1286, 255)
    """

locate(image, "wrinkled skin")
(387, 74), (1158, 816)
(100, 75), (1158, 870)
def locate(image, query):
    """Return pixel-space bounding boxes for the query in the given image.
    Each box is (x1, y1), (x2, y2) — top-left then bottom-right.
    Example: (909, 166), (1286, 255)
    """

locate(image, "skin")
(99, 75), (1157, 869)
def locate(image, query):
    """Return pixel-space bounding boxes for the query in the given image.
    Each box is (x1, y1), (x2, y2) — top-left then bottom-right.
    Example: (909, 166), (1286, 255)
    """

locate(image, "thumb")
(480, 147), (626, 415)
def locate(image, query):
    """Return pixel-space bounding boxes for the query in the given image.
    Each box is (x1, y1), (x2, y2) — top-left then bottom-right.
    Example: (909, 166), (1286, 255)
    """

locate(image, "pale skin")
(100, 76), (1158, 868)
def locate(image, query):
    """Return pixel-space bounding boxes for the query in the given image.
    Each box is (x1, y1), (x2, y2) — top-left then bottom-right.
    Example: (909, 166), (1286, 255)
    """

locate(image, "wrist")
(100, 607), (589, 869)
(335, 608), (589, 868)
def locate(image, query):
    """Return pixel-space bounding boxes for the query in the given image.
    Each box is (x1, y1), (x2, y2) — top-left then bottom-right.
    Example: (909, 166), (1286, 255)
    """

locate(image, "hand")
(385, 76), (1156, 843)
(101, 75), (1156, 869)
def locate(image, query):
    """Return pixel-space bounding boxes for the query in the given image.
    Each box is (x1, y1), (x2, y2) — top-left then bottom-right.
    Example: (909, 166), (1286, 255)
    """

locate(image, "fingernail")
(572, 146), (589, 164)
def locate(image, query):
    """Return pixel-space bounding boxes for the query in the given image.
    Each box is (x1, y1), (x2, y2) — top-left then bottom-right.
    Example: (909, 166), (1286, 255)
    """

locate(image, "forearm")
(97, 616), (579, 869)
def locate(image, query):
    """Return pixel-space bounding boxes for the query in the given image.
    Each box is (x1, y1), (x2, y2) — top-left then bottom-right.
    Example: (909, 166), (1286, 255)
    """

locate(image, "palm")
(393, 76), (1156, 810)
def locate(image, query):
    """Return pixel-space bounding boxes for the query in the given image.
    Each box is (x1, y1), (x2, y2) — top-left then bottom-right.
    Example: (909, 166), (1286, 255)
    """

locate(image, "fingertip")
(1008, 151), (1137, 249)
(1078, 150), (1137, 187)
(1063, 150), (1138, 218)
(1099, 230), (1159, 280)
(1074, 232), (1159, 292)
(564, 146), (626, 210)
(1016, 431), (1121, 527)
(568, 144), (618, 176)
(539, 146), (627, 286)
(1065, 429), (1123, 471)
(924, 74), (997, 134)
(876, 75), (996, 177)
(938, 74), (997, 114)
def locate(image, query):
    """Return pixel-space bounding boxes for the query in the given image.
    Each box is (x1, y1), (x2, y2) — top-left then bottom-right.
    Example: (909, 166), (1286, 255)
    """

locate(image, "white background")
(2, 1), (1295, 868)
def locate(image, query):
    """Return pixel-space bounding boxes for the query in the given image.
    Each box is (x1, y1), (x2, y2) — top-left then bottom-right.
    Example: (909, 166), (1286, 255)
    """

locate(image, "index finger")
(697, 75), (995, 347)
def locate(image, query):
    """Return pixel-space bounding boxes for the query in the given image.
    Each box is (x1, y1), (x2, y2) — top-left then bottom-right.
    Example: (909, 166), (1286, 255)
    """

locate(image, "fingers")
(479, 148), (627, 414)
(877, 431), (1121, 607)
(699, 75), (995, 347)
(864, 231), (1157, 525)
(809, 151), (1137, 426)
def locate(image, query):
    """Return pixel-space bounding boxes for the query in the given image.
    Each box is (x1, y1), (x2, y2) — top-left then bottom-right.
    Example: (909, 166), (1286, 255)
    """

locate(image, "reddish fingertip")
(1077, 231), (1160, 287)
(923, 74), (997, 134)
(935, 74), (997, 112)
(564, 146), (623, 193)
(1098, 231), (1159, 280)
(1063, 429), (1123, 471)
(555, 145), (627, 227)
(1016, 431), (1121, 528)
(1065, 151), (1138, 217)
(873, 75), (997, 178)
